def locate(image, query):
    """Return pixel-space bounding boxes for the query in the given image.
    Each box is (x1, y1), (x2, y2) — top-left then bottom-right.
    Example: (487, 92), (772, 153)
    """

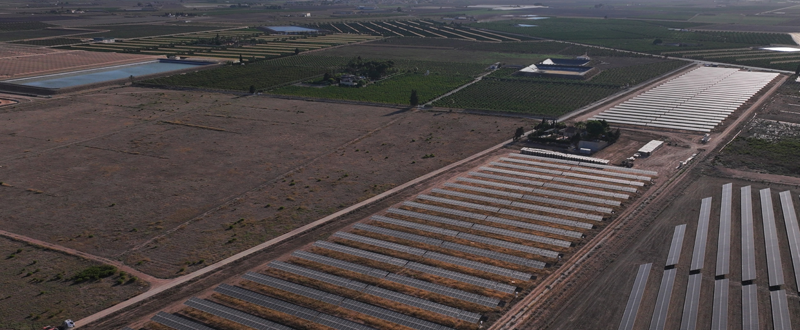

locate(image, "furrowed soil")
(0, 86), (536, 279)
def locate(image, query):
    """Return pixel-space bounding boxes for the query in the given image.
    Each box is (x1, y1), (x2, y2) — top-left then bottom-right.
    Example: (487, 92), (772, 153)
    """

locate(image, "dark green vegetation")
(273, 60), (486, 105)
(0, 21), (54, 31)
(717, 137), (800, 176)
(143, 55), (353, 91)
(72, 265), (118, 283)
(433, 60), (688, 116)
(81, 24), (226, 39)
(12, 38), (82, 46)
(0, 238), (146, 330)
(0, 29), (81, 42)
(475, 18), (794, 55)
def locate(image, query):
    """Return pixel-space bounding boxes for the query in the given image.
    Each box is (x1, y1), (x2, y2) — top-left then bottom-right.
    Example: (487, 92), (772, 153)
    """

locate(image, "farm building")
(517, 57), (596, 79)
(637, 140), (664, 157)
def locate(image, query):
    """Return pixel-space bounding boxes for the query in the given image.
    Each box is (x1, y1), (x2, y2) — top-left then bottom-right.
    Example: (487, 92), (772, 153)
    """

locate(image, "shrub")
(72, 265), (117, 282)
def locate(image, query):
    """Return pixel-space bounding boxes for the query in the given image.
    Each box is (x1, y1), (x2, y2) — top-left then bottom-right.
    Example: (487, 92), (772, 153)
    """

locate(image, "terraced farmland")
(663, 47), (800, 71)
(139, 152), (657, 330)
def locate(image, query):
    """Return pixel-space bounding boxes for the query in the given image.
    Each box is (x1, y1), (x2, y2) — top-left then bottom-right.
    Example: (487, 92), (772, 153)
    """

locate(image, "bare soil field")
(0, 50), (156, 79)
(528, 172), (800, 330)
(0, 236), (148, 330)
(0, 86), (536, 279)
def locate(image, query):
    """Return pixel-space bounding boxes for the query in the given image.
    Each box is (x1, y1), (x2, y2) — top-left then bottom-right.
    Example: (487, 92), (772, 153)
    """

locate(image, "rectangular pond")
(4, 60), (209, 89)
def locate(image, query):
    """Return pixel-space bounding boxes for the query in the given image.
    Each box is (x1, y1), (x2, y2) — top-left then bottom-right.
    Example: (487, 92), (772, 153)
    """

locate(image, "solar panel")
(362, 286), (481, 323)
(444, 183), (613, 213)
(478, 168), (634, 196)
(759, 188), (784, 287)
(770, 290), (791, 330)
(404, 262), (516, 293)
(215, 283), (322, 321)
(741, 285), (759, 330)
(551, 176), (638, 193)
(241, 273), (345, 305)
(455, 232), (560, 259)
(151, 312), (217, 330)
(485, 215), (583, 238)
(184, 297), (292, 330)
(500, 158), (650, 184)
(497, 208), (593, 230)
(716, 183), (732, 276)
(315, 241), (409, 267)
(384, 273), (500, 307)
(371, 215), (459, 236)
(417, 194), (501, 213)
(680, 273), (702, 330)
(432, 188), (604, 221)
(387, 208), (475, 228)
(648, 268), (676, 330)
(292, 251), (390, 278)
(456, 177), (535, 193)
(317, 313), (378, 330)
(471, 224), (572, 248)
(690, 197), (712, 271)
(710, 279), (729, 330)
(778, 190), (800, 292)
(665, 224), (686, 267)
(338, 299), (454, 330)
(268, 261), (369, 292)
(440, 241), (545, 269)
(423, 251), (533, 280)
(401, 202), (487, 221)
(334, 232), (428, 256)
(493, 161), (644, 187)
(741, 186), (756, 282)
(352, 224), (444, 247)
(618, 263), (651, 330)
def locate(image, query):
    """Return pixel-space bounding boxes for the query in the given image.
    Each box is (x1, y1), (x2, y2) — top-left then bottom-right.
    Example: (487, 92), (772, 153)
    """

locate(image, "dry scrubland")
(0, 236), (147, 329)
(537, 174), (800, 330)
(0, 87), (536, 279)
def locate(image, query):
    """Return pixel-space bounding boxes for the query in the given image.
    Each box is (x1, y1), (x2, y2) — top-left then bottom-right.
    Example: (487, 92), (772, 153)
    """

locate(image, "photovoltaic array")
(150, 152), (657, 330)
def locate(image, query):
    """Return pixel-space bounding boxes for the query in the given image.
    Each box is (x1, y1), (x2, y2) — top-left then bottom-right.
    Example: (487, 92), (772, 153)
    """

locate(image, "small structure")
(637, 140), (664, 157)
(92, 37), (115, 43)
(521, 147), (610, 164)
(516, 57), (597, 79)
(578, 140), (608, 154)
(339, 74), (366, 86)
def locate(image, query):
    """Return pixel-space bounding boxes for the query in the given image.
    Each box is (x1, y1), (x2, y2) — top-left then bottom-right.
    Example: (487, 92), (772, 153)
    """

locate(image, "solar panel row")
(423, 251), (534, 280)
(680, 273), (702, 330)
(405, 262), (517, 293)
(372, 215), (460, 236)
(430, 189), (604, 221)
(710, 279), (729, 330)
(455, 232), (560, 259)
(648, 268), (676, 330)
(362, 286), (481, 322)
(759, 188), (785, 287)
(293, 251), (390, 278)
(185, 297), (292, 330)
(665, 224), (686, 267)
(741, 285), (759, 330)
(506, 153), (658, 176)
(499, 157), (651, 181)
(268, 261), (369, 292)
(480, 167), (638, 193)
(241, 273), (345, 305)
(443, 182), (613, 213)
(778, 190), (800, 292)
(335, 231), (428, 256)
(384, 274), (500, 307)
(489, 162), (643, 188)
(770, 290), (791, 330)
(469, 171), (629, 199)
(395, 204), (586, 237)
(741, 186), (756, 282)
(716, 183), (732, 276)
(353, 224), (445, 247)
(441, 241), (546, 269)
(618, 263), (651, 330)
(339, 298), (454, 330)
(315, 241), (410, 267)
(151, 311), (217, 330)
(690, 197), (712, 271)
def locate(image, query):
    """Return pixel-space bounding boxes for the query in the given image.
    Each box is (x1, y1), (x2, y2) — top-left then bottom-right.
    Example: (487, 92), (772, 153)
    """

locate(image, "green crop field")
(474, 18), (794, 54)
(272, 61), (486, 104)
(81, 24), (227, 39)
(432, 59), (689, 116)
(11, 38), (83, 46)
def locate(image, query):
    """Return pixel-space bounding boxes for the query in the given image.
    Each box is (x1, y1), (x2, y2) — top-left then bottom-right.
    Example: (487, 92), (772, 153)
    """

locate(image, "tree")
(513, 127), (525, 141)
(795, 64), (800, 75)
(397, 6), (402, 12)
(239, 54), (243, 62)
(294, 47), (300, 55)
(410, 89), (419, 106)
(323, 72), (332, 81)
(653, 38), (663, 45)
(249, 85), (256, 94)
(585, 120), (606, 140)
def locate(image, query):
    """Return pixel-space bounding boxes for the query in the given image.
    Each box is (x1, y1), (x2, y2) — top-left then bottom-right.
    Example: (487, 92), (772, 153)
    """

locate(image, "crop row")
(317, 20), (519, 42)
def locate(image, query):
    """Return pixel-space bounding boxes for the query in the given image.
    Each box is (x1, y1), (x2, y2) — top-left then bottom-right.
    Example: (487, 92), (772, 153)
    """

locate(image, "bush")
(72, 265), (117, 282)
